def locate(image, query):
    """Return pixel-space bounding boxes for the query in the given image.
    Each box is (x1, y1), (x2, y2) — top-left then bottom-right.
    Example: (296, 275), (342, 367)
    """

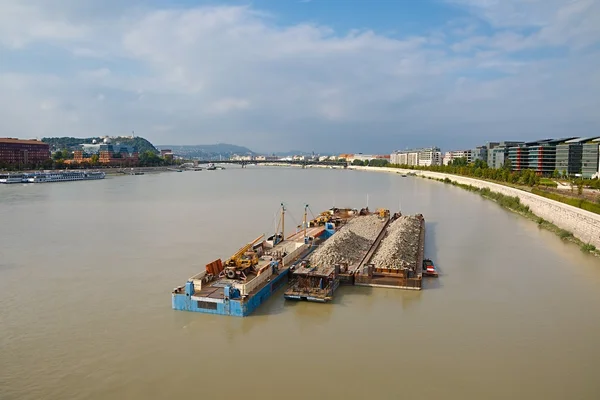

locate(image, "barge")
(354, 214), (425, 290)
(284, 208), (391, 302)
(171, 205), (357, 317)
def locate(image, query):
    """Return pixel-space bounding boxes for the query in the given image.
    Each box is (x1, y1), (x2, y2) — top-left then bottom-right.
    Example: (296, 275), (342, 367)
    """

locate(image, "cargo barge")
(284, 208), (391, 302)
(171, 205), (357, 317)
(285, 210), (428, 300)
(354, 214), (425, 290)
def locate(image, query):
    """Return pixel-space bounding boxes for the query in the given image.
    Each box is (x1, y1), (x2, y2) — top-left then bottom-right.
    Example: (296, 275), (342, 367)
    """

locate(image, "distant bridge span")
(194, 160), (348, 167)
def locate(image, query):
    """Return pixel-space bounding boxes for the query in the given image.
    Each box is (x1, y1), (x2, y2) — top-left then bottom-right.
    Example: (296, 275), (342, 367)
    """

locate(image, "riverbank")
(350, 166), (600, 254)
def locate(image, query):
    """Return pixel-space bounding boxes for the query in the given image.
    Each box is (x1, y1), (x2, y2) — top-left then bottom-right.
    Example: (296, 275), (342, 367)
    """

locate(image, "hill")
(157, 143), (256, 159)
(42, 137), (158, 154)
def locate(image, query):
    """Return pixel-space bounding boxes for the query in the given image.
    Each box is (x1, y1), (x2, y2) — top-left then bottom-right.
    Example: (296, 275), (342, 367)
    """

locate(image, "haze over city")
(1, 0), (598, 153)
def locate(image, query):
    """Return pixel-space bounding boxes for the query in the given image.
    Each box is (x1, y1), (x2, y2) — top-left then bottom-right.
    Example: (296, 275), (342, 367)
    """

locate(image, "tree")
(502, 158), (512, 171)
(552, 169), (559, 179)
(139, 150), (164, 167)
(450, 157), (468, 167)
(90, 154), (99, 165)
(352, 159), (365, 166)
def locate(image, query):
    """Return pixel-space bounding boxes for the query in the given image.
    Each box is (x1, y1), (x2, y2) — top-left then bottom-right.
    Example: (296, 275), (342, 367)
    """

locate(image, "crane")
(222, 234), (265, 279)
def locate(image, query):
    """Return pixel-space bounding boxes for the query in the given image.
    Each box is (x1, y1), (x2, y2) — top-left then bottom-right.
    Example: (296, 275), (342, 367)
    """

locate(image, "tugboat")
(206, 163), (217, 170)
(423, 259), (438, 277)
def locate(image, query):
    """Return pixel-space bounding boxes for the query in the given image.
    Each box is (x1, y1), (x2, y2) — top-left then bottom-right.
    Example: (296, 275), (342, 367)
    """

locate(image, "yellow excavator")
(376, 208), (390, 218)
(223, 234), (265, 279)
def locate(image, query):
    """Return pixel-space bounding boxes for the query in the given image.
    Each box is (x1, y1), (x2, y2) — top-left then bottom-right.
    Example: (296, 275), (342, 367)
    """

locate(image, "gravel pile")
(370, 215), (422, 270)
(310, 215), (384, 267)
(344, 214), (385, 241)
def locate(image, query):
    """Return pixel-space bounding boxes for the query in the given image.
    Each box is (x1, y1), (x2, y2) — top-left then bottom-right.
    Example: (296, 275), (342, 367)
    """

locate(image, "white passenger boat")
(25, 170), (106, 183)
(0, 173), (26, 184)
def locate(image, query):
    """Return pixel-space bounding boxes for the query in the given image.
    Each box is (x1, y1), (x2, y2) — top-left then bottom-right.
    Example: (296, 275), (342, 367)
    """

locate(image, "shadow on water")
(424, 221), (439, 264)
(422, 276), (443, 290)
(333, 284), (373, 306)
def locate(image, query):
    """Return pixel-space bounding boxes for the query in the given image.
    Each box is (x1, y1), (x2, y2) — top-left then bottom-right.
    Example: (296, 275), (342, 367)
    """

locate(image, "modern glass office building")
(582, 138), (600, 178)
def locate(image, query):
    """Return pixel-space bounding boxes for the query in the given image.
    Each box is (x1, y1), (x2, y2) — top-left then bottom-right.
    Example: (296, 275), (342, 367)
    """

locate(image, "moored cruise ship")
(25, 170), (106, 183)
(0, 173), (26, 184)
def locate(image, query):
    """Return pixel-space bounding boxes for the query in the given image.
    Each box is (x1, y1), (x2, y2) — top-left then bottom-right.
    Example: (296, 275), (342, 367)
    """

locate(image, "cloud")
(208, 98), (251, 114)
(0, 1), (598, 152)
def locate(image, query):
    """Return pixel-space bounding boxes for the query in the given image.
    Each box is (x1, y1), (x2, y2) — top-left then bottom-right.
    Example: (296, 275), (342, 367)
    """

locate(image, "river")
(1, 167), (599, 400)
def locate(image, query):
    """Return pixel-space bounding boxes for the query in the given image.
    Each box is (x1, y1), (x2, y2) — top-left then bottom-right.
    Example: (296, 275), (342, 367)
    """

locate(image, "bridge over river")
(191, 159), (348, 168)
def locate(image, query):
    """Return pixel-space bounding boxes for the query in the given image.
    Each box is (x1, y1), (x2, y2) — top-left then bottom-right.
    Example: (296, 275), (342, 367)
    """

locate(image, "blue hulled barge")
(171, 205), (356, 317)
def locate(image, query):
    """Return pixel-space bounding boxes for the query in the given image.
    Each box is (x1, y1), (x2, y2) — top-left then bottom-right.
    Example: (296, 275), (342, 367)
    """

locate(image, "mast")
(280, 203), (286, 240)
(303, 204), (308, 240)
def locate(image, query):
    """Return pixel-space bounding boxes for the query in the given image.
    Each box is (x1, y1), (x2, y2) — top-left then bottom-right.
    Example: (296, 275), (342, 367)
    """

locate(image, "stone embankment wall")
(350, 166), (600, 248)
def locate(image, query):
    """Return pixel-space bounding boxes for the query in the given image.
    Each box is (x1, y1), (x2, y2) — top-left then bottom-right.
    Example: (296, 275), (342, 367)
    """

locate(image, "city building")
(67, 139), (139, 166)
(582, 138), (600, 179)
(0, 138), (50, 166)
(489, 141), (524, 169)
(555, 138), (589, 176)
(508, 138), (576, 175)
(526, 140), (558, 175)
(442, 150), (473, 165)
(484, 142), (501, 167)
(390, 147), (441, 167)
(254, 155), (279, 161)
(160, 149), (173, 156)
(230, 154), (254, 161)
(472, 146), (489, 164)
(351, 154), (390, 163)
(508, 143), (530, 171)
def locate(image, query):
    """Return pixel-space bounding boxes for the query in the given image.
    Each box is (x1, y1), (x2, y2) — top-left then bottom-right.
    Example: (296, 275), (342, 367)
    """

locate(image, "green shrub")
(558, 229), (573, 239)
(581, 243), (597, 253)
(537, 217), (544, 225)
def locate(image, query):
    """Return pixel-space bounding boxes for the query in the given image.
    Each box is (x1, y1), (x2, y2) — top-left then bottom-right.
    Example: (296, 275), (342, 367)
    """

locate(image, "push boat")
(171, 204), (357, 317)
(423, 258), (438, 277)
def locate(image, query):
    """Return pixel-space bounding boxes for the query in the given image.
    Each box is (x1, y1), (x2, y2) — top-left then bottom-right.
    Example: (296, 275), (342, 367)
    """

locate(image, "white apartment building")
(442, 150), (473, 165)
(391, 147), (441, 167)
(254, 155), (279, 161)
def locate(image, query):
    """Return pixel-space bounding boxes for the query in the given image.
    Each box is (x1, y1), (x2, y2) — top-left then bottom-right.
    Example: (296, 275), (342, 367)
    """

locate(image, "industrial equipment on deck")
(221, 234), (265, 280)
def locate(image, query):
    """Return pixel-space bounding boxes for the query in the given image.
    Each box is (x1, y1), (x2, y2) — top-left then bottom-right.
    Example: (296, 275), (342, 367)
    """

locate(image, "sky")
(1, 0), (599, 154)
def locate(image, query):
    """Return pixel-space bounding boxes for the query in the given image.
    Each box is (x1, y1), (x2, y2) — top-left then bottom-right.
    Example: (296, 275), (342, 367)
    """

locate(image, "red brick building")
(0, 138), (50, 166)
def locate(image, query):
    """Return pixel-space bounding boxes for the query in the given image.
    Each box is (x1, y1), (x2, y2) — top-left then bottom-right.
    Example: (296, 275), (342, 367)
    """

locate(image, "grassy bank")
(428, 176), (599, 256)
(531, 188), (600, 214)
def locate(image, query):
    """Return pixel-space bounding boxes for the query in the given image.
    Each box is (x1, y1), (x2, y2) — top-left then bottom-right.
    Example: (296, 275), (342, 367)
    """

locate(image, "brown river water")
(1, 167), (599, 400)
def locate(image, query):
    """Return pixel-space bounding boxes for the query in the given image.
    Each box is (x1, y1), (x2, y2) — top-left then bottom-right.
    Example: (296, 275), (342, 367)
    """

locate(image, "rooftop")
(0, 138), (48, 145)
(564, 137), (600, 144)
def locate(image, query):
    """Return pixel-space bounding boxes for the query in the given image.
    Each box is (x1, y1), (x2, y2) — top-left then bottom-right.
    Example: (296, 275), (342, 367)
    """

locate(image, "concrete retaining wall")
(350, 166), (600, 248)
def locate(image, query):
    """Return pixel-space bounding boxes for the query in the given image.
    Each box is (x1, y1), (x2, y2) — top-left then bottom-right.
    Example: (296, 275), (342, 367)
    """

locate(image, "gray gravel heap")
(370, 215), (422, 270)
(309, 215), (383, 267)
(344, 214), (384, 241)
